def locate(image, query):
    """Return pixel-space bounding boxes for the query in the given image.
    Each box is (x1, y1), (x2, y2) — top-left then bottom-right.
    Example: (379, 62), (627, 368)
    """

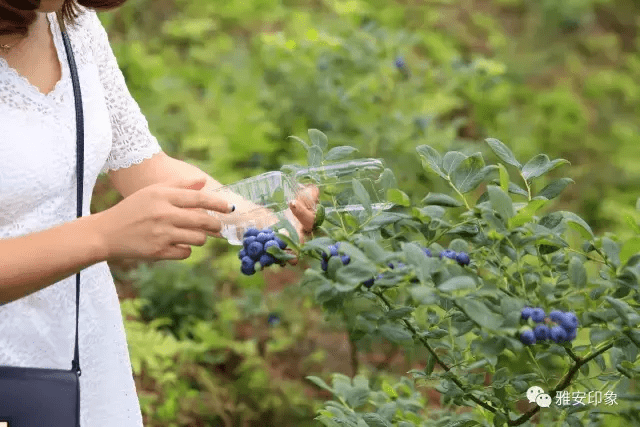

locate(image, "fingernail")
(230, 204), (236, 213)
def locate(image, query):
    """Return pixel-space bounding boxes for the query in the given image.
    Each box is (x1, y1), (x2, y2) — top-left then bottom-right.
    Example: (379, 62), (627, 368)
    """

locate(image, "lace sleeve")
(84, 9), (163, 175)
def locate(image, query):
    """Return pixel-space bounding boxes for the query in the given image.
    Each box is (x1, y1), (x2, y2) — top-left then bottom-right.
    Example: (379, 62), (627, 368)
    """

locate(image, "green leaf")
(287, 135), (309, 150)
(456, 298), (503, 330)
(488, 185), (514, 221)
(308, 145), (323, 167)
(561, 211), (594, 240)
(325, 146), (358, 161)
(336, 261), (377, 286)
(438, 276), (477, 293)
(508, 199), (548, 228)
(386, 307), (414, 320)
(379, 324), (413, 345)
(637, 197), (640, 212)
(568, 256), (587, 288)
(521, 154), (569, 181)
(450, 153), (486, 193)
(308, 129), (328, 151)
(416, 145), (446, 178)
(536, 178), (574, 200)
(506, 182), (529, 197)
(485, 138), (521, 168)
(425, 354), (436, 376)
(363, 413), (392, 427)
(605, 297), (633, 326)
(443, 151), (467, 176)
(387, 188), (411, 207)
(377, 168), (397, 191)
(422, 193), (463, 207)
(347, 387), (370, 408)
(621, 237), (640, 266)
(498, 163), (510, 193)
(353, 178), (372, 214)
(307, 375), (334, 393)
(625, 216), (640, 235)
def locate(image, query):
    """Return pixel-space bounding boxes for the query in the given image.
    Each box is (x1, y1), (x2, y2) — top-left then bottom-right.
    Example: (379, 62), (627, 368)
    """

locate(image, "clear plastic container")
(205, 171), (299, 245)
(207, 159), (394, 245)
(288, 158), (394, 214)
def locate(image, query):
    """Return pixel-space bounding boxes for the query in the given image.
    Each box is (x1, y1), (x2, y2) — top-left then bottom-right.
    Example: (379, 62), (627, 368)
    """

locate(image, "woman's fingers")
(290, 201), (316, 233)
(165, 185), (235, 214)
(173, 207), (223, 235)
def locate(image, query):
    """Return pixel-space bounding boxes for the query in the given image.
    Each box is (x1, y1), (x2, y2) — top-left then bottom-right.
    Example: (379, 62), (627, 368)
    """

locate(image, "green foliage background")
(89, 0), (640, 425)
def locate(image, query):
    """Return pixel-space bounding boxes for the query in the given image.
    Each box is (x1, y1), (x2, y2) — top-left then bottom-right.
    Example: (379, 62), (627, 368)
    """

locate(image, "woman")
(0, 1), (318, 425)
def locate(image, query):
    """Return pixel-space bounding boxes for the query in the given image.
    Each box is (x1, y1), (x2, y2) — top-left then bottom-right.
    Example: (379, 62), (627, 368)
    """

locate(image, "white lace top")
(0, 7), (163, 426)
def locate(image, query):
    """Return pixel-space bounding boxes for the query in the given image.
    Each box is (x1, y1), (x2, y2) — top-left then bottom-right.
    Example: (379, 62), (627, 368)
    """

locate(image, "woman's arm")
(107, 152), (318, 235)
(0, 215), (106, 305)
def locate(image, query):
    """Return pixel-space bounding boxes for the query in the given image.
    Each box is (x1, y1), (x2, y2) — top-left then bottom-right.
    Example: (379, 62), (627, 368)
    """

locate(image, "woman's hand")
(280, 185), (320, 266)
(95, 176), (233, 261)
(289, 185), (320, 238)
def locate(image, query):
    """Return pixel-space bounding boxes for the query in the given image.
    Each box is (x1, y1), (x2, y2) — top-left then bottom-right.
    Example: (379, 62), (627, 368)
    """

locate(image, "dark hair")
(0, 0), (127, 37)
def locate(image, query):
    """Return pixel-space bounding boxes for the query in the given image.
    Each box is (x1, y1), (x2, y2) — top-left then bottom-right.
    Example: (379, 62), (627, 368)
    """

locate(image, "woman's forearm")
(0, 215), (106, 305)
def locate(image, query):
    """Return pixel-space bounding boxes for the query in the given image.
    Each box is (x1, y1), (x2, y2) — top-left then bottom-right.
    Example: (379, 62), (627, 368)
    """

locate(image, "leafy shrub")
(272, 130), (640, 426)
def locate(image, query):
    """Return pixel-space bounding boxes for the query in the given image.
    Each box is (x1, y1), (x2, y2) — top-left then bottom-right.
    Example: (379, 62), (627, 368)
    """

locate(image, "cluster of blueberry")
(319, 244), (472, 289)
(238, 228), (287, 275)
(438, 249), (471, 266)
(519, 307), (579, 345)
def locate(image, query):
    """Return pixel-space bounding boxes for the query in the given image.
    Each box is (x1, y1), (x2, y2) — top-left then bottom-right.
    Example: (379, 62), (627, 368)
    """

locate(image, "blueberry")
(256, 232), (271, 244)
(550, 326), (568, 343)
(247, 241), (264, 260)
(549, 310), (564, 323)
(238, 248), (247, 260)
(521, 307), (533, 320)
(341, 255), (351, 265)
(243, 228), (259, 238)
(395, 57), (405, 69)
(329, 245), (339, 257)
(388, 263), (395, 269)
(440, 250), (456, 260)
(267, 313), (280, 326)
(559, 312), (579, 331)
(520, 330), (536, 345)
(566, 328), (577, 341)
(259, 253), (276, 267)
(531, 308), (546, 323)
(456, 252), (470, 266)
(274, 237), (287, 250)
(241, 264), (255, 275)
(321, 258), (328, 272)
(264, 240), (279, 252)
(423, 247), (432, 257)
(260, 228), (272, 235)
(243, 236), (257, 249)
(534, 324), (550, 341)
(363, 278), (375, 288)
(241, 256), (256, 275)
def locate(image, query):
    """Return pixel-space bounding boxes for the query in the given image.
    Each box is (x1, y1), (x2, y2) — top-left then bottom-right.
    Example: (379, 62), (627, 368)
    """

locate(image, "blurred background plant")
(88, 0), (640, 425)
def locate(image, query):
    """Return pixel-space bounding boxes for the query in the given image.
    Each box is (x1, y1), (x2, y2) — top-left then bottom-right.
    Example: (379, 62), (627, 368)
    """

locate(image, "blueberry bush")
(245, 130), (640, 426)
(92, 0), (640, 424)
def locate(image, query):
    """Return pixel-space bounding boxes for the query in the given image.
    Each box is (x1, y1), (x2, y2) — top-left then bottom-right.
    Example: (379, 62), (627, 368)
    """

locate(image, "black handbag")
(0, 12), (84, 427)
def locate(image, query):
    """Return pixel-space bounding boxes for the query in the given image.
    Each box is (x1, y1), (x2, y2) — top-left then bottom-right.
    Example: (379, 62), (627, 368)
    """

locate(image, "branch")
(376, 291), (499, 414)
(507, 342), (615, 426)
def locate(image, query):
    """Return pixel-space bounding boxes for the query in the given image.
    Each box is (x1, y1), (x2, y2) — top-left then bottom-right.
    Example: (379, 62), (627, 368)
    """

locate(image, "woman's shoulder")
(65, 4), (102, 34)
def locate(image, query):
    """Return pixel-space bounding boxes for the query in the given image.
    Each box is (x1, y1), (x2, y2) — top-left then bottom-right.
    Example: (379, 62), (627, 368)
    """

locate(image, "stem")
(449, 179), (471, 210)
(375, 291), (499, 414)
(519, 172), (532, 201)
(507, 341), (615, 426)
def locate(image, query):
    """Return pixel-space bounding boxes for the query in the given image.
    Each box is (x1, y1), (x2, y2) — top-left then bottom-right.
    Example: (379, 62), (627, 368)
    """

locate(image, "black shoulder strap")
(56, 11), (83, 377)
